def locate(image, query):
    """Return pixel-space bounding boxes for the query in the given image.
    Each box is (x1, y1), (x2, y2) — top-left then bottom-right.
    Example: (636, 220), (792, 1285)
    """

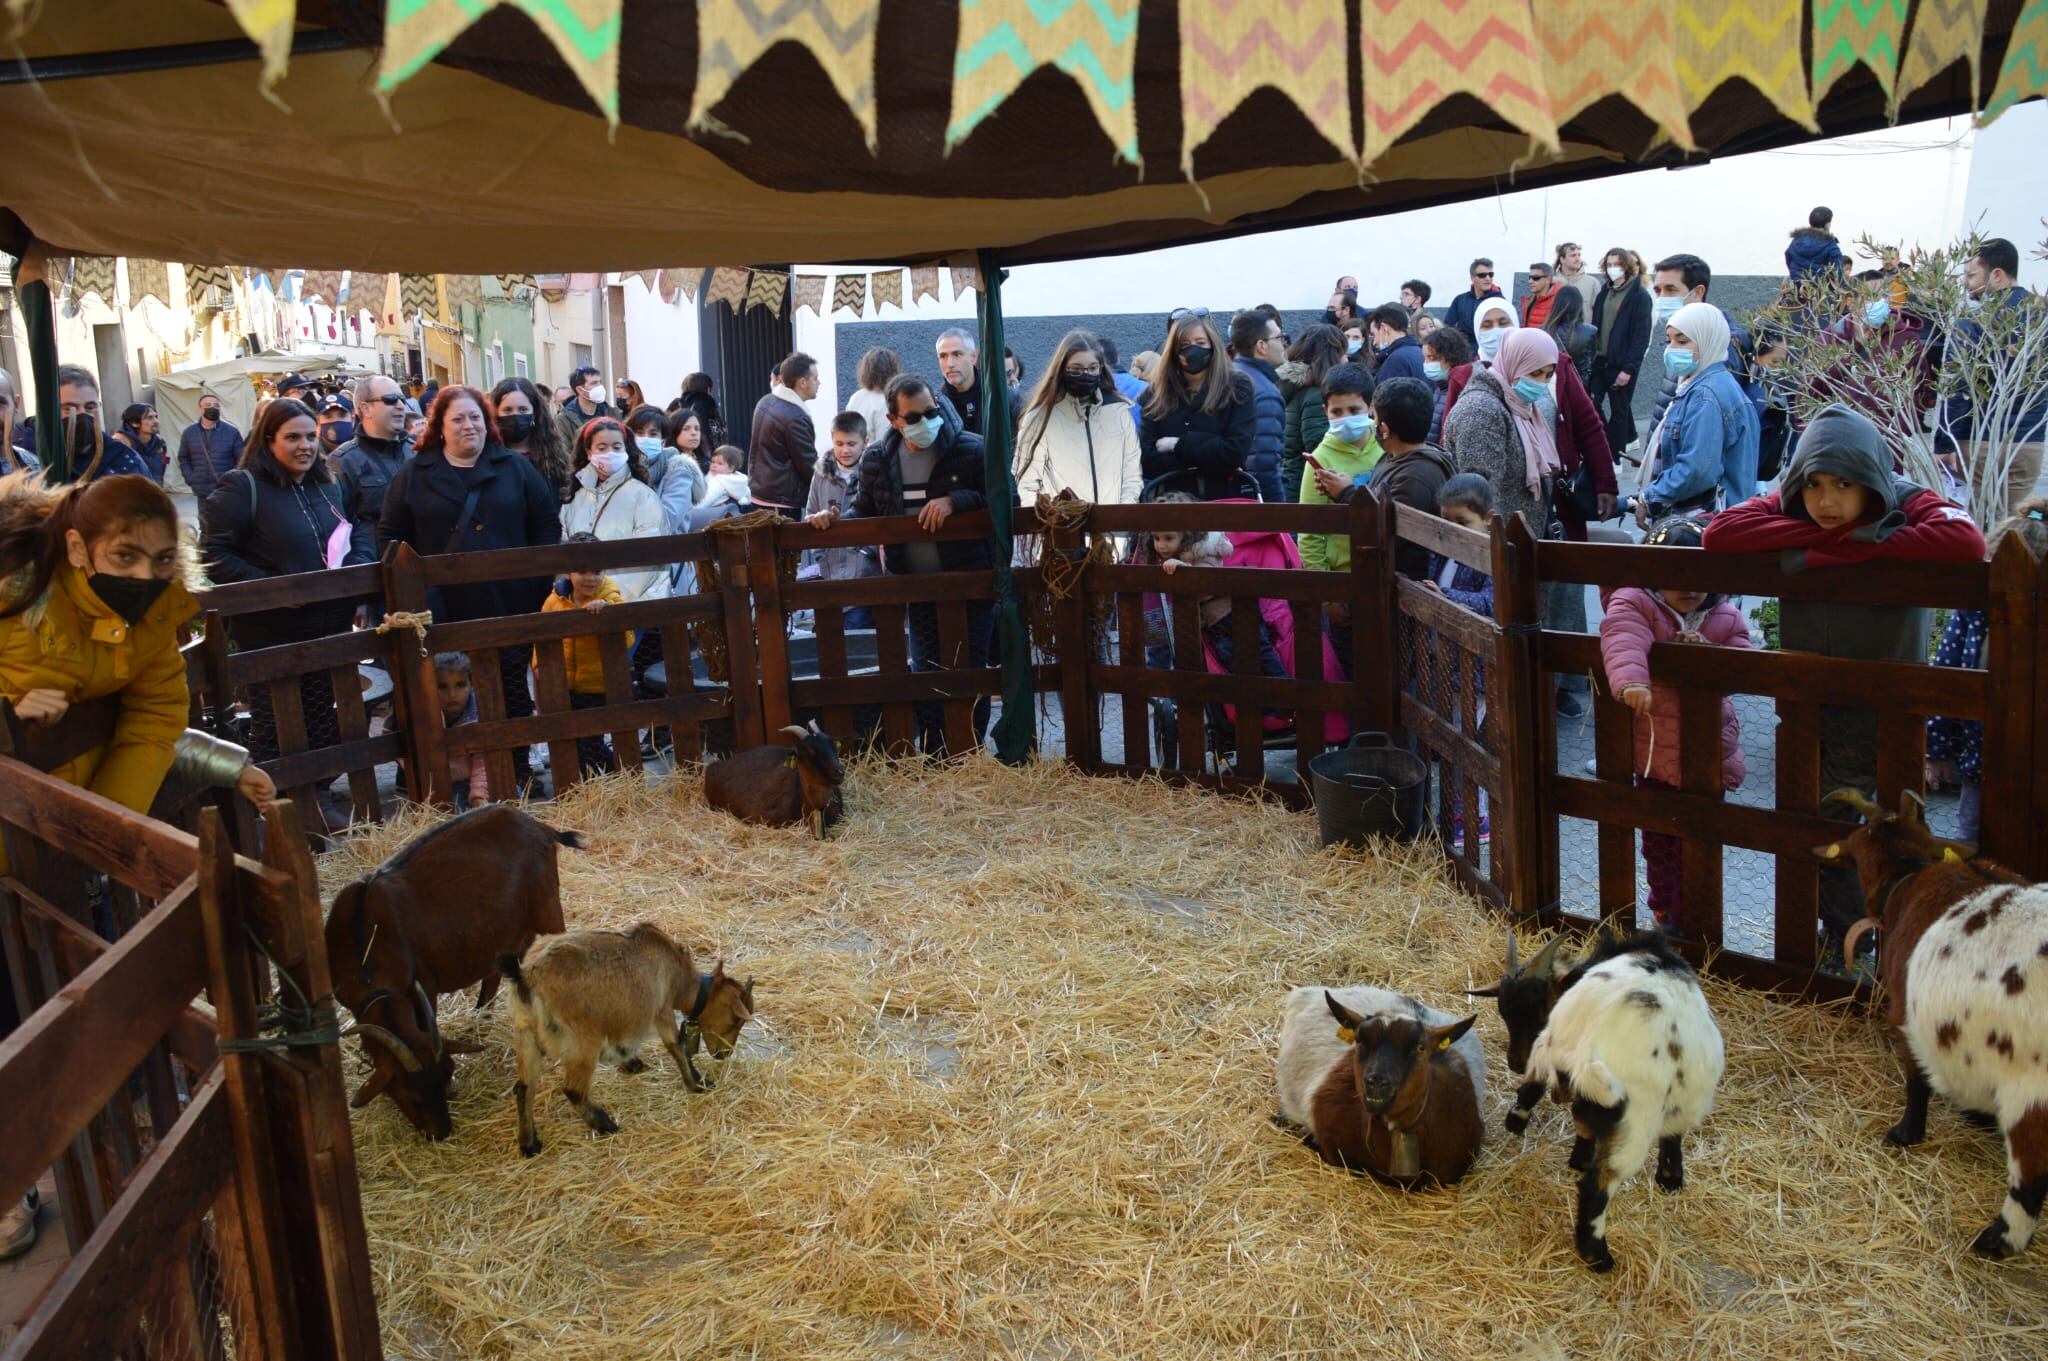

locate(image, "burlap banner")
(694, 0), (879, 149)
(870, 269), (903, 311)
(495, 273), (539, 297)
(950, 0), (1139, 162)
(301, 269), (343, 303)
(380, 0), (624, 122)
(705, 266), (751, 310)
(792, 273), (827, 316)
(745, 269), (789, 315)
(443, 273), (485, 314)
(1539, 0), (1692, 151)
(660, 268), (701, 303)
(67, 257), (117, 305)
(949, 255), (983, 297)
(1360, 0), (1559, 165)
(1987, 0), (2048, 120)
(1674, 0), (1814, 128)
(224, 0), (296, 90)
(399, 273), (439, 318)
(128, 259), (172, 308)
(1180, 0), (1350, 170)
(1812, 0), (1910, 107)
(832, 273), (868, 315)
(1902, 0), (1987, 110)
(632, 268), (660, 293)
(185, 264), (235, 309)
(910, 265), (941, 303)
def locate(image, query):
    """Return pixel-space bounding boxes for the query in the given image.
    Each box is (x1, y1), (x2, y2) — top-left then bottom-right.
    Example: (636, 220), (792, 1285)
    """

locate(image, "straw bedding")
(320, 758), (2048, 1360)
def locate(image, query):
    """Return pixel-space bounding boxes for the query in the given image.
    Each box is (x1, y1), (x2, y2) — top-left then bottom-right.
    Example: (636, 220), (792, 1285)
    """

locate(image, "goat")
(1274, 985), (1485, 1187)
(324, 805), (579, 1139)
(703, 720), (845, 837)
(500, 923), (755, 1158)
(1510, 928), (1725, 1272)
(1816, 789), (2048, 1258)
(1466, 929), (1574, 1085)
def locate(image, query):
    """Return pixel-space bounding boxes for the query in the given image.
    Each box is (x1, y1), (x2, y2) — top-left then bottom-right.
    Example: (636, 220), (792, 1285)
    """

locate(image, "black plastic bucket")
(1309, 732), (1429, 846)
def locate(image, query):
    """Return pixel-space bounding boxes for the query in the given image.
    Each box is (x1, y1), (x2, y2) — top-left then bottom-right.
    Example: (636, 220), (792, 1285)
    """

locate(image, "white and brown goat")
(500, 924), (754, 1157)
(1818, 790), (2048, 1257)
(1274, 985), (1485, 1188)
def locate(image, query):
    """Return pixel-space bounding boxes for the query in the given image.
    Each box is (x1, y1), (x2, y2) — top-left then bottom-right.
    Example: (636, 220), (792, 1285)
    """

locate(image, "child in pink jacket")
(1598, 517), (1751, 935)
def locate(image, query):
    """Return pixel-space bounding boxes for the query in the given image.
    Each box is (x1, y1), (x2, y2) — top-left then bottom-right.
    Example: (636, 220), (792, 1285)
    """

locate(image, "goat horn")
(808, 719), (824, 735)
(1504, 929), (1518, 973)
(1822, 788), (1884, 823)
(413, 981), (444, 1062)
(1527, 934), (1568, 980)
(343, 1023), (425, 1073)
(778, 725), (808, 741)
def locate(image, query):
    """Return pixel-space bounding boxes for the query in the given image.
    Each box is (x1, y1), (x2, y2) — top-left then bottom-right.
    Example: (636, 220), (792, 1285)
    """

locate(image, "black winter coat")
(1591, 282), (1651, 379)
(849, 426), (992, 574)
(201, 467), (370, 647)
(334, 432), (414, 561)
(377, 442), (562, 622)
(1138, 371), (1257, 501)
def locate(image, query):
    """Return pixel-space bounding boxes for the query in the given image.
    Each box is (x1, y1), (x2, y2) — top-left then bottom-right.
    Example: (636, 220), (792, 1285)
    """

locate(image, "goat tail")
(499, 953), (532, 1004)
(554, 828), (588, 851)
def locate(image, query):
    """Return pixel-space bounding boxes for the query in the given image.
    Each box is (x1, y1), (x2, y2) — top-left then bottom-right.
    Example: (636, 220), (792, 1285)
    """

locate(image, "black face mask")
(501, 413), (535, 443)
(1061, 372), (1100, 399)
(69, 414), (97, 456)
(1179, 346), (1214, 374)
(89, 573), (171, 626)
(200, 408), (220, 424)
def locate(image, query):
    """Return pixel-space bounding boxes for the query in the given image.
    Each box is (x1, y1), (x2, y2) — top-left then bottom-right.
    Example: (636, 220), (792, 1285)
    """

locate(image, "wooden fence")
(177, 497), (2048, 1002)
(0, 708), (378, 1359)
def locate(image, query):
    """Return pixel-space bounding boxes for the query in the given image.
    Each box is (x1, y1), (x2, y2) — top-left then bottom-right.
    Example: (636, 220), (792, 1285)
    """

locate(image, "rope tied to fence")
(1024, 492), (1118, 658)
(373, 610), (434, 643)
(709, 508), (788, 535)
(216, 922), (343, 1053)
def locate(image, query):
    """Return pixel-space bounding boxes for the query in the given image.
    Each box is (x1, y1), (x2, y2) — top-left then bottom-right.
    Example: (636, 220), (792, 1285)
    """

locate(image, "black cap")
(278, 372), (310, 392)
(318, 392), (351, 414)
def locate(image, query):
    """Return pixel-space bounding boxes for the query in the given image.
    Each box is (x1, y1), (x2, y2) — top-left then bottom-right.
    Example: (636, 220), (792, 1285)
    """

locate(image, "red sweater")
(1701, 488), (1985, 569)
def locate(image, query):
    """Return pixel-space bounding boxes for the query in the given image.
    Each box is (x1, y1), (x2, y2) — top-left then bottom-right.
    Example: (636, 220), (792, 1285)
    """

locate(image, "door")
(696, 268), (792, 454)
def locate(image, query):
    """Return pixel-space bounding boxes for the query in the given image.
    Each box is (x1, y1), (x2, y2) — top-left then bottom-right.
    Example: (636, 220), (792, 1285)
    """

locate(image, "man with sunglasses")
(1444, 258), (1505, 345)
(809, 372), (993, 755)
(335, 374), (415, 565)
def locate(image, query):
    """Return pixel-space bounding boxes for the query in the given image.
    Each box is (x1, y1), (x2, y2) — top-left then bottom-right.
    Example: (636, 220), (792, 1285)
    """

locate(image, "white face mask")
(590, 450), (626, 480)
(1477, 329), (1505, 362)
(1606, 265), (1625, 282)
(586, 383), (608, 406)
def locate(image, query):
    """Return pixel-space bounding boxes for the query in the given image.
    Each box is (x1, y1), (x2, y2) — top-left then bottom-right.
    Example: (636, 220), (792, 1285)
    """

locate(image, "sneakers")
(1557, 690), (1587, 719)
(1, 1189), (39, 1261)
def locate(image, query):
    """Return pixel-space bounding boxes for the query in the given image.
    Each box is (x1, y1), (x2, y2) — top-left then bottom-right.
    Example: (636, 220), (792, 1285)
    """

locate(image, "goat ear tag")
(1437, 1037), (1451, 1050)
(1943, 847), (1963, 863)
(1823, 844), (1842, 859)
(1334, 1026), (1356, 1044)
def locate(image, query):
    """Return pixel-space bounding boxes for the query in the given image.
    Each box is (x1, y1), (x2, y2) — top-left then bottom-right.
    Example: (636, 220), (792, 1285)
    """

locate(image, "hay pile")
(321, 759), (2048, 1361)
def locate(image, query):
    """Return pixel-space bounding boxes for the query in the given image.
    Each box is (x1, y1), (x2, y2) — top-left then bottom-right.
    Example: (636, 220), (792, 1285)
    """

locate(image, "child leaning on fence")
(433, 651), (489, 811)
(536, 534), (631, 777)
(1702, 404), (1984, 961)
(1141, 494), (1288, 681)
(1600, 516), (1751, 937)
(1924, 497), (2048, 845)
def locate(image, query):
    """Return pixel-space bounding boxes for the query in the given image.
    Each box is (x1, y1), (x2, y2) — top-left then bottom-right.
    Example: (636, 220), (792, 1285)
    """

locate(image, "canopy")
(0, 0), (2040, 272)
(153, 350), (365, 445)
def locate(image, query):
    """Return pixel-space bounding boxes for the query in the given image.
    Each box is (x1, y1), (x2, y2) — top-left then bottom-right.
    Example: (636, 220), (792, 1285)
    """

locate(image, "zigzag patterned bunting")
(745, 270), (788, 315)
(694, 0), (878, 148)
(1539, 0), (1691, 149)
(1181, 0), (1351, 170)
(444, 274), (484, 314)
(399, 273), (438, 317)
(706, 266), (751, 310)
(633, 268), (660, 293)
(185, 264), (234, 310)
(67, 257), (117, 305)
(949, 0), (1140, 163)
(832, 273), (868, 315)
(1899, 0), (1984, 109)
(1360, 0), (1558, 166)
(910, 265), (941, 303)
(1673, 0), (1814, 129)
(302, 269), (343, 304)
(950, 255), (983, 296)
(1986, 0), (2048, 121)
(494, 273), (538, 297)
(792, 274), (827, 316)
(870, 270), (903, 311)
(660, 268), (700, 303)
(128, 260), (172, 308)
(225, 0), (298, 89)
(380, 0), (624, 122)
(1811, 0), (1908, 107)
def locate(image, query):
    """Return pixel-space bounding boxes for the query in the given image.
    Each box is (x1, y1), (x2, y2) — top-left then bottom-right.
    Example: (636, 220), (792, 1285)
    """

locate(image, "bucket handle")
(1342, 773), (1391, 792)
(1348, 731), (1394, 752)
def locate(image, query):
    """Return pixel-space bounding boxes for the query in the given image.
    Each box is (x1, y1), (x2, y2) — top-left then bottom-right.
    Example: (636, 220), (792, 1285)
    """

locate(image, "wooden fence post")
(1491, 516), (1548, 922)
(1355, 490), (1396, 738)
(749, 524), (795, 736)
(1048, 511), (1099, 772)
(715, 529), (767, 751)
(379, 544), (450, 806)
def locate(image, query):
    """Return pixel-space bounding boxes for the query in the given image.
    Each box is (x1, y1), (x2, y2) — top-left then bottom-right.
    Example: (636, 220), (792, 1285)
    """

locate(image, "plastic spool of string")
(687, 509), (803, 683)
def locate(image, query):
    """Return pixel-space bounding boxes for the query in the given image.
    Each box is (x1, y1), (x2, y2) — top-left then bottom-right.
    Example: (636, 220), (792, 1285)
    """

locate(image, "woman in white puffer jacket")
(1013, 330), (1143, 506)
(559, 417), (671, 602)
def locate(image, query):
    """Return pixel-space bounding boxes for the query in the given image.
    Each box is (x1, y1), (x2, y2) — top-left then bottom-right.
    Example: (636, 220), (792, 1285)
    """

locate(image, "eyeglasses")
(1169, 307), (1210, 320)
(1063, 367), (1103, 379)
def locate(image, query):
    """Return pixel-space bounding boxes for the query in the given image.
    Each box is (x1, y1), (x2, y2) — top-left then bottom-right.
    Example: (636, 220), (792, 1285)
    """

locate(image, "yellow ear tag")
(1943, 847), (1964, 863)
(785, 755), (797, 768)
(1823, 844), (1842, 859)
(1334, 1026), (1356, 1043)
(1437, 1037), (1451, 1050)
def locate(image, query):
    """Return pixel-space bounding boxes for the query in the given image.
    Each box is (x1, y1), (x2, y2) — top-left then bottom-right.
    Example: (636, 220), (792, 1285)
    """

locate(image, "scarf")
(1496, 328), (1562, 496)
(1666, 301), (1729, 389)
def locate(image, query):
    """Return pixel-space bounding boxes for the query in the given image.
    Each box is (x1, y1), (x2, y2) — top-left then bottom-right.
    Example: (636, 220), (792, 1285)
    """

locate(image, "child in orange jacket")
(536, 534), (630, 776)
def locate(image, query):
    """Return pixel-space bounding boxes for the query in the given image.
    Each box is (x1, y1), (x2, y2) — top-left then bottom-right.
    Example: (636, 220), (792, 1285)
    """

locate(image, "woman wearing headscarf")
(1439, 296), (1520, 425)
(1444, 327), (1563, 536)
(1630, 301), (1760, 525)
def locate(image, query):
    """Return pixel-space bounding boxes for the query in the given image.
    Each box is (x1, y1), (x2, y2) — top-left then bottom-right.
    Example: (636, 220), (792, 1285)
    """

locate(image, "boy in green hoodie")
(1297, 363), (1382, 573)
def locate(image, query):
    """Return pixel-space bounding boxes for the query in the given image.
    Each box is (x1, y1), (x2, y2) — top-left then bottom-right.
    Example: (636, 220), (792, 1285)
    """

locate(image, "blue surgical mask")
(1330, 413), (1374, 445)
(903, 415), (941, 450)
(1477, 329), (1504, 362)
(1423, 360), (1448, 382)
(1662, 346), (1697, 378)
(1864, 299), (1892, 327)
(635, 435), (663, 457)
(1346, 338), (1364, 356)
(1513, 377), (1549, 405)
(1653, 296), (1684, 328)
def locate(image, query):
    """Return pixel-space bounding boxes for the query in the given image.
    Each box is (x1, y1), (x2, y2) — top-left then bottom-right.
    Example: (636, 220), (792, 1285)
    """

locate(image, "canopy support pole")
(9, 244), (66, 481)
(977, 248), (1032, 766)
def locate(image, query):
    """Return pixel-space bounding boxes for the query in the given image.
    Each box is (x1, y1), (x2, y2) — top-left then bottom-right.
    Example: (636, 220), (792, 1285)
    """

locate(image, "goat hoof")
(519, 1137), (543, 1159)
(1884, 1121), (1926, 1148)
(1575, 1236), (1615, 1274)
(620, 1057), (648, 1075)
(1504, 1111), (1530, 1137)
(1972, 1223), (2018, 1259)
(1960, 1108), (1999, 1130)
(1655, 1170), (1684, 1194)
(588, 1108), (619, 1136)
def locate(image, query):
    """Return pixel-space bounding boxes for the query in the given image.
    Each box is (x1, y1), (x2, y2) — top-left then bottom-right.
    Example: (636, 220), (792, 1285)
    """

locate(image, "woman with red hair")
(378, 384), (561, 792)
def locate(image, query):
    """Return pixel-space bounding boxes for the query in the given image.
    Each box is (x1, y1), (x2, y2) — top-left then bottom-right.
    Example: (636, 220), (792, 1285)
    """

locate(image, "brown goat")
(501, 923), (755, 1157)
(703, 721), (845, 837)
(325, 805), (579, 1139)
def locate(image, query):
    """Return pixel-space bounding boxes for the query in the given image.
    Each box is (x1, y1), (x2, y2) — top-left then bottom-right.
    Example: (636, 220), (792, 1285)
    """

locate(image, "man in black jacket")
(334, 373), (414, 627)
(748, 352), (820, 518)
(177, 391), (242, 500)
(935, 328), (1019, 439)
(813, 373), (992, 753)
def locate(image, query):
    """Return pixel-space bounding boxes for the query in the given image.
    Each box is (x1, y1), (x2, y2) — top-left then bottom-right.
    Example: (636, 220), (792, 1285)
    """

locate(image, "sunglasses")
(898, 407), (941, 423)
(1169, 307), (1210, 320)
(1473, 271), (1495, 279)
(365, 394), (404, 406)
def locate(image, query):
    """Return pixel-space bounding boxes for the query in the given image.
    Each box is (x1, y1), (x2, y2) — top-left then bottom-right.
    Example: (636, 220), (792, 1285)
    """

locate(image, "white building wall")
(1960, 99), (2048, 289)
(617, 274), (701, 409)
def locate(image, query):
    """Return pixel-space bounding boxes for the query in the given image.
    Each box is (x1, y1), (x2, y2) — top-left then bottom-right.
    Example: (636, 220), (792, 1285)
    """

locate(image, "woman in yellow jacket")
(0, 472), (199, 827)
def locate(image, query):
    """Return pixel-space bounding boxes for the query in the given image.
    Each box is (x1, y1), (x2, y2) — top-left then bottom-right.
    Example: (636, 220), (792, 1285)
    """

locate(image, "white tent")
(154, 351), (368, 491)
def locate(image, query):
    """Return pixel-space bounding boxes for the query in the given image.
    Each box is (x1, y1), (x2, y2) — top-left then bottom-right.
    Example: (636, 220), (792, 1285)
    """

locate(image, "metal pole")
(977, 248), (1032, 765)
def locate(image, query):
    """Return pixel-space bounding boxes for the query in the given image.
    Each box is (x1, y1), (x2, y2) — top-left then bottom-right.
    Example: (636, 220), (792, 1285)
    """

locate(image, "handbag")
(1557, 459), (1601, 522)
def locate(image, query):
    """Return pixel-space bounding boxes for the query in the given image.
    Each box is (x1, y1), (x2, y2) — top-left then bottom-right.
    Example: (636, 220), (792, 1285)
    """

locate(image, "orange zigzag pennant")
(1538, 0), (1692, 151)
(1361, 0), (1558, 166)
(1180, 0), (1351, 171)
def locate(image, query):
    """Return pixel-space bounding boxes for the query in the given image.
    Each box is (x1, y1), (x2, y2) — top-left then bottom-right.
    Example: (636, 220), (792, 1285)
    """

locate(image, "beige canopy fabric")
(153, 351), (363, 490)
(0, 0), (2035, 273)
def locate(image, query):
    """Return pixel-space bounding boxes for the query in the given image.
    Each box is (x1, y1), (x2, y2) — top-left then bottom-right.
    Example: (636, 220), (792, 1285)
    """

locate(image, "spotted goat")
(1817, 789), (2048, 1258)
(1493, 929), (1726, 1272)
(1274, 985), (1486, 1188)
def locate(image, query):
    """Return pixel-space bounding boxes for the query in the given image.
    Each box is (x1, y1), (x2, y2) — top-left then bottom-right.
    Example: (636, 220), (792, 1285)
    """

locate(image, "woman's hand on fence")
(1619, 683), (1652, 715)
(917, 498), (954, 532)
(237, 763), (278, 814)
(15, 688), (70, 726)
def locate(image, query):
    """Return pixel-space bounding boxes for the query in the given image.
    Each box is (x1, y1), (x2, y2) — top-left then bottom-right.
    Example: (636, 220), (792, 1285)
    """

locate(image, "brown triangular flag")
(494, 273), (537, 297)
(745, 270), (788, 315)
(185, 264), (234, 309)
(633, 268), (660, 293)
(68, 257), (117, 304)
(949, 254), (982, 297)
(792, 274), (827, 317)
(399, 273), (437, 317)
(301, 269), (343, 304)
(444, 274), (484, 314)
(870, 269), (904, 311)
(832, 273), (867, 315)
(128, 259), (172, 308)
(660, 268), (700, 303)
(705, 266), (750, 310)
(910, 265), (941, 304)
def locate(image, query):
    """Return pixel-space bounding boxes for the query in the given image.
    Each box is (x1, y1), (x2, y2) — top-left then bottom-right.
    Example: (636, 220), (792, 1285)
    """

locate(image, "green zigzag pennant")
(380, 0), (623, 122)
(1986, 0), (2048, 121)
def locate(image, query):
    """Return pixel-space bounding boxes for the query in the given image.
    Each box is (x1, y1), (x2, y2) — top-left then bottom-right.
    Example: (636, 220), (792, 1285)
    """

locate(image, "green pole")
(11, 252), (66, 481)
(977, 247), (1032, 765)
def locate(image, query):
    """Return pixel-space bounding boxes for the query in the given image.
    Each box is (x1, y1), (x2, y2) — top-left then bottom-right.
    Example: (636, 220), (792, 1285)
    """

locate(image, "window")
(571, 342), (593, 374)
(514, 352), (529, 379)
